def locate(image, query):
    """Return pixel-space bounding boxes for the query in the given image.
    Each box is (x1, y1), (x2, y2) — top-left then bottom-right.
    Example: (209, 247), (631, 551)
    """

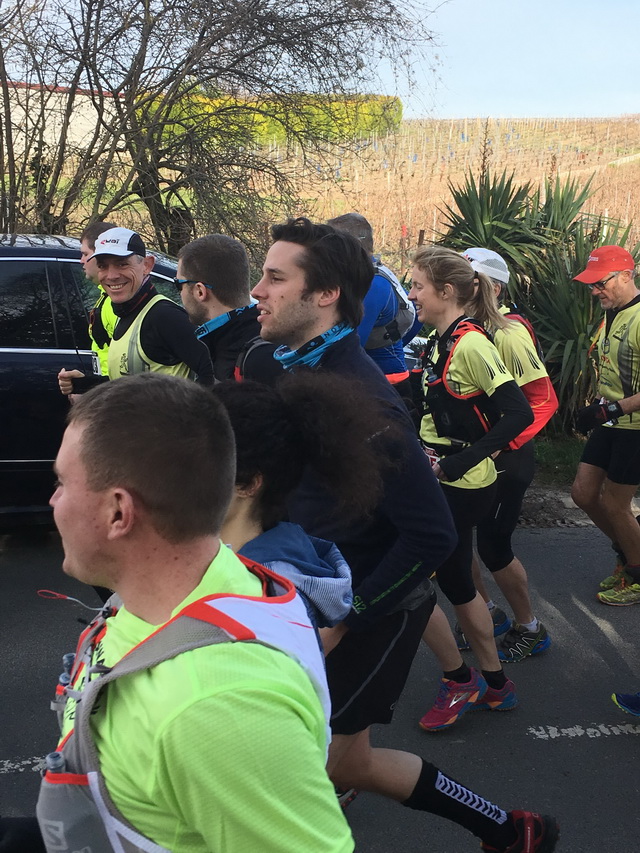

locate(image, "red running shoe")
(481, 811), (559, 852)
(474, 677), (519, 711)
(419, 668), (488, 731)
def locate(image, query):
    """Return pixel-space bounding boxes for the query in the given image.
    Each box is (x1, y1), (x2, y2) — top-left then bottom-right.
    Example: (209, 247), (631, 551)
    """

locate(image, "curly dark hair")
(213, 372), (399, 530)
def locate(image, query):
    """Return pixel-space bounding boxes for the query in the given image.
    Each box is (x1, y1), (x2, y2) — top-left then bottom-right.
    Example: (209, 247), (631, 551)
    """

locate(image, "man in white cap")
(58, 227), (213, 393)
(460, 247), (558, 661)
(572, 245), (640, 604)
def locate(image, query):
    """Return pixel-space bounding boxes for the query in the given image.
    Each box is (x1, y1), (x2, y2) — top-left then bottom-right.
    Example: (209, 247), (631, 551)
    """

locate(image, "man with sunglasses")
(176, 234), (282, 383)
(572, 245), (640, 604)
(58, 227), (213, 394)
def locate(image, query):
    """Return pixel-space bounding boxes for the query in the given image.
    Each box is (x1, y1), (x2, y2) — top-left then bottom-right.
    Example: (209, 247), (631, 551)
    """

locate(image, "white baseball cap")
(462, 247), (510, 285)
(88, 227), (147, 260)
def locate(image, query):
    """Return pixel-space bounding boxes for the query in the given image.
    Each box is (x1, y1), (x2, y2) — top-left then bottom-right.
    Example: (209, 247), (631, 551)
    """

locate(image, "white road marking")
(0, 755), (45, 774)
(528, 722), (640, 739)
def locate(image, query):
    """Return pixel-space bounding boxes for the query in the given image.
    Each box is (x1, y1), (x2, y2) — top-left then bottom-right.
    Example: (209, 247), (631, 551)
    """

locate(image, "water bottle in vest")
(45, 752), (66, 774)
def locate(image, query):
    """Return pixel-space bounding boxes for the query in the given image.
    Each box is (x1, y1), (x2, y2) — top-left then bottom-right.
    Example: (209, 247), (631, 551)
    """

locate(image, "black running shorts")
(581, 425), (640, 485)
(326, 592), (436, 735)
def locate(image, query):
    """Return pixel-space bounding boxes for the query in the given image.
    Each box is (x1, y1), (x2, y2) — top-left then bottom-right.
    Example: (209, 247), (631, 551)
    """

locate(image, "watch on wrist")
(606, 402), (623, 418)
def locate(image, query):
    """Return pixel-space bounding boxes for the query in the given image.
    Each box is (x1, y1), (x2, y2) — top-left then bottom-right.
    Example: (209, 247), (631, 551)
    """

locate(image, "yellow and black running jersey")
(493, 306), (548, 388)
(597, 299), (640, 430)
(420, 328), (514, 489)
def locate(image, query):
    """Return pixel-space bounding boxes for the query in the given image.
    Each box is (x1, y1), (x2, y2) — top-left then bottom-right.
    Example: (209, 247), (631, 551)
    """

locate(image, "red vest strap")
(441, 322), (488, 400)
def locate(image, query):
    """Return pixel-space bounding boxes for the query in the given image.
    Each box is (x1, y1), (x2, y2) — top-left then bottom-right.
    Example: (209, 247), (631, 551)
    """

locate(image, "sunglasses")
(588, 272), (618, 292)
(173, 278), (214, 293)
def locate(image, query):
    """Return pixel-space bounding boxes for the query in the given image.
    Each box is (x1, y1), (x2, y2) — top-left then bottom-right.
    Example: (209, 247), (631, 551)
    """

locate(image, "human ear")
(236, 473), (263, 499)
(317, 286), (341, 308)
(106, 489), (136, 540)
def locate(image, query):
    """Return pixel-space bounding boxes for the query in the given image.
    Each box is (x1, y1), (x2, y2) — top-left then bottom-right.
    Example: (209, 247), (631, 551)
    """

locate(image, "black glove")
(575, 401), (624, 434)
(438, 451), (474, 483)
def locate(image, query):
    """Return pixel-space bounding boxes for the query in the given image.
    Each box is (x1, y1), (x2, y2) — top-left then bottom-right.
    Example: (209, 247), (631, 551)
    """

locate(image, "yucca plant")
(513, 234), (601, 433)
(437, 164), (639, 433)
(524, 174), (594, 243)
(436, 168), (550, 271)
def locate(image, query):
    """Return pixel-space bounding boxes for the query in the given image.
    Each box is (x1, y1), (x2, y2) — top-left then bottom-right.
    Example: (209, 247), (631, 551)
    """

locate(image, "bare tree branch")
(0, 0), (435, 249)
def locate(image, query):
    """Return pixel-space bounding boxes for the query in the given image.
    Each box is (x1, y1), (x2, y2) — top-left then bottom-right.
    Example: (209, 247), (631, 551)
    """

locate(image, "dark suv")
(0, 235), (177, 530)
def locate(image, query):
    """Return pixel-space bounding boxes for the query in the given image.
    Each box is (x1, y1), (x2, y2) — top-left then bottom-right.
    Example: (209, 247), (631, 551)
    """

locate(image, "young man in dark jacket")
(249, 217), (559, 853)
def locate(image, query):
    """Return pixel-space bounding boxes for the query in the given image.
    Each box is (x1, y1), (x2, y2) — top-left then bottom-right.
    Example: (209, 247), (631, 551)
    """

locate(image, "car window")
(150, 272), (179, 303)
(51, 260), (92, 349)
(0, 260), (58, 347)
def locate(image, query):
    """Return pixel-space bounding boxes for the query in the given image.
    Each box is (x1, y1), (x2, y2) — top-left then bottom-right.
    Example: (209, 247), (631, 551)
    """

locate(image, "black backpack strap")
(234, 336), (274, 381)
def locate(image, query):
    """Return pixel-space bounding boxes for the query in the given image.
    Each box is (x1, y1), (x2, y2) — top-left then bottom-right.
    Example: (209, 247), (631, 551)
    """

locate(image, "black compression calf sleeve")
(402, 759), (517, 849)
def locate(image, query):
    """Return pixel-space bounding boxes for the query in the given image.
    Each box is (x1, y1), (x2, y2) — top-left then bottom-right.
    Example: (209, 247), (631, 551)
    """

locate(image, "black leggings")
(436, 482), (497, 605)
(476, 442), (535, 572)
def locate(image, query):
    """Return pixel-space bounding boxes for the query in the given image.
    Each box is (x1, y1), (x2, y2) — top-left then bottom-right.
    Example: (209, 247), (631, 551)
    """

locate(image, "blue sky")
(389, 0), (640, 119)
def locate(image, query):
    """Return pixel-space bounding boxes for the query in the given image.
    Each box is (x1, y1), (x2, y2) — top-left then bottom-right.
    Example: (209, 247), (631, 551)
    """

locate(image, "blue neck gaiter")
(273, 322), (352, 370)
(195, 305), (253, 339)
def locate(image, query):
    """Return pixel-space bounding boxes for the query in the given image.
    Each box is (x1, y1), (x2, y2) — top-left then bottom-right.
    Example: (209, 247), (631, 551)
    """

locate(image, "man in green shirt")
(573, 245), (640, 605)
(31, 374), (353, 853)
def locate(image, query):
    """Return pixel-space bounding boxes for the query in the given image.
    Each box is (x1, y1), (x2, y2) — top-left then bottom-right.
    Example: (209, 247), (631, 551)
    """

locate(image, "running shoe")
(455, 606), (511, 650)
(335, 786), (359, 808)
(480, 810), (559, 852)
(474, 677), (518, 711)
(419, 668), (488, 731)
(611, 691), (640, 716)
(597, 572), (640, 606)
(599, 561), (626, 591)
(497, 623), (551, 663)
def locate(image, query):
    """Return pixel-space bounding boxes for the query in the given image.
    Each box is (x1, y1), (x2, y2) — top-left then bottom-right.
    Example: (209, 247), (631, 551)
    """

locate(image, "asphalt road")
(1, 525), (639, 852)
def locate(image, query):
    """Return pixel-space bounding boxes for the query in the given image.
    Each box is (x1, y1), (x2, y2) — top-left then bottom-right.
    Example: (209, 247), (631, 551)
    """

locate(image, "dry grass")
(273, 114), (640, 270)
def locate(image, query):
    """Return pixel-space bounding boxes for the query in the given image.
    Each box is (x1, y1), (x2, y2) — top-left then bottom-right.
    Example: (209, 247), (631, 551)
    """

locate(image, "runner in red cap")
(573, 246), (635, 284)
(571, 245), (640, 603)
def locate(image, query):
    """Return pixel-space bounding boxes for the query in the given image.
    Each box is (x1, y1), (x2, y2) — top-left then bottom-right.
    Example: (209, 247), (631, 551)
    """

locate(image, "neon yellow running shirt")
(596, 301), (640, 430)
(420, 328), (513, 489)
(60, 544), (353, 853)
(493, 306), (548, 388)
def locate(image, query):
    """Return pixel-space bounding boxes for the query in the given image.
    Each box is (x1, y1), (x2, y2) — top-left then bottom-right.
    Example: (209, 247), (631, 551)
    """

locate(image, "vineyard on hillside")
(274, 114), (640, 270)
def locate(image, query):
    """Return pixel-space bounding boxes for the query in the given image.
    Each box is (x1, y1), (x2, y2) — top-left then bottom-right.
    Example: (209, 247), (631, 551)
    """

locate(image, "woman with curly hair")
(213, 370), (559, 853)
(215, 372), (392, 629)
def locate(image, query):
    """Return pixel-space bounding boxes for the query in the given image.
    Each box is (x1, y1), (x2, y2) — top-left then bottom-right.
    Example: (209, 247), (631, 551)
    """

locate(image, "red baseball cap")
(573, 245), (635, 284)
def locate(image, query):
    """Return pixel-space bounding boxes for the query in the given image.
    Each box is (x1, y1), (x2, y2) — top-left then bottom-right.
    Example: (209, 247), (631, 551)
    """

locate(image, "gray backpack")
(364, 263), (416, 350)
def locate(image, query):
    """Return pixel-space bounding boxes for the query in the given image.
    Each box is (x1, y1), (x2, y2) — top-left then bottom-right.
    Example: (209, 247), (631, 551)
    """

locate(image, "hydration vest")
(37, 558), (329, 853)
(89, 290), (118, 376)
(423, 317), (501, 448)
(364, 263), (416, 350)
(503, 309), (544, 360)
(107, 294), (193, 381)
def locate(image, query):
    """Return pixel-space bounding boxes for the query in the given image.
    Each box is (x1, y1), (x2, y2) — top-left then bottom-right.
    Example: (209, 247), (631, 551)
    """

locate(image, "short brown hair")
(178, 234), (251, 308)
(327, 213), (374, 255)
(68, 374), (236, 542)
(79, 221), (118, 249)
